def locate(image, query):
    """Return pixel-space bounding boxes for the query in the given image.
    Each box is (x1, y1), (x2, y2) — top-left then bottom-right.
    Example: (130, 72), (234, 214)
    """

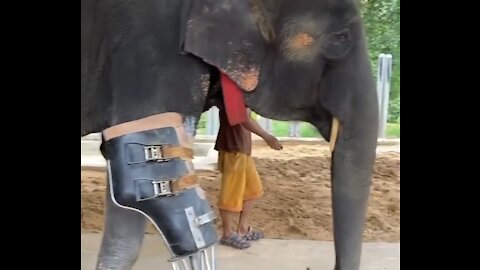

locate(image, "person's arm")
(241, 116), (270, 139)
(240, 112), (283, 150)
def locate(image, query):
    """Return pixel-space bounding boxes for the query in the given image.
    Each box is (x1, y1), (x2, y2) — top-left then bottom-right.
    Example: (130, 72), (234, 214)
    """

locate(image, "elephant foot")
(101, 126), (218, 259)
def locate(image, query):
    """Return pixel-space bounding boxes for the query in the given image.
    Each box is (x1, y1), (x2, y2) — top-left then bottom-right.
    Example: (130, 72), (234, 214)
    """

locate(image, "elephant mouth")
(222, 65), (260, 92)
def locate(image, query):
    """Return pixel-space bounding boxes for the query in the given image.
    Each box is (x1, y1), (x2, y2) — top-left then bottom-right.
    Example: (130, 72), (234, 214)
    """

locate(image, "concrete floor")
(81, 233), (399, 270)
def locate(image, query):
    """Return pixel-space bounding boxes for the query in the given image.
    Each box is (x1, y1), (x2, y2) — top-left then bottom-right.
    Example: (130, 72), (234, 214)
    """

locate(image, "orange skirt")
(217, 151), (264, 212)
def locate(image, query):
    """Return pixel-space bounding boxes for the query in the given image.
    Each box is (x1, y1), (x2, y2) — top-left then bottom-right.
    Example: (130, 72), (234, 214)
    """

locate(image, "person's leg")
(237, 199), (257, 235)
(219, 209), (236, 238)
(217, 151), (251, 249)
(237, 155), (264, 240)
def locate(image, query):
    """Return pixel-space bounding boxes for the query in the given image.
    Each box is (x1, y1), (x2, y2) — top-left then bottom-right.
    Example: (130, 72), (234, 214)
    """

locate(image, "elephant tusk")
(329, 117), (340, 153)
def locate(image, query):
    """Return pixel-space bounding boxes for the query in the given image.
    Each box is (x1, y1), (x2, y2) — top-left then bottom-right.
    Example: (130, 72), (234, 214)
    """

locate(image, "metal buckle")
(152, 180), (174, 197)
(136, 179), (177, 201)
(144, 145), (171, 162)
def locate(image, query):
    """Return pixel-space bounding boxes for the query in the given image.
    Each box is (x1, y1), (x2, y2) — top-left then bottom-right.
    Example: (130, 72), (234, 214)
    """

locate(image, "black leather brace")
(102, 127), (217, 257)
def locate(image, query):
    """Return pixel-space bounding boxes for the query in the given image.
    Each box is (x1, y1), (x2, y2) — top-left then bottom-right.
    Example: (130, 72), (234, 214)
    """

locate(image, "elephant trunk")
(329, 110), (378, 270)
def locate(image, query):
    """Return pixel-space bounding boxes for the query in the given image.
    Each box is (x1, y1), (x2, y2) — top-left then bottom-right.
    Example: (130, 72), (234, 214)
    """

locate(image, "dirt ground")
(81, 144), (400, 242)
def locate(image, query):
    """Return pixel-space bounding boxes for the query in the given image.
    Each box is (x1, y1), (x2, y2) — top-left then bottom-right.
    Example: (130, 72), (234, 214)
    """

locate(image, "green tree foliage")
(361, 0), (400, 123)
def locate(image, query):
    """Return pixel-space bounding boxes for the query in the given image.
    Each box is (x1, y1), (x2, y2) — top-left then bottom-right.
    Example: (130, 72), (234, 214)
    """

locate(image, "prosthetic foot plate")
(171, 246), (216, 270)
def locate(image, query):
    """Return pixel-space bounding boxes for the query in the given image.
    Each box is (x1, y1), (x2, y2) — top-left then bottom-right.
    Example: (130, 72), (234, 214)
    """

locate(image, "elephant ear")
(181, 0), (267, 92)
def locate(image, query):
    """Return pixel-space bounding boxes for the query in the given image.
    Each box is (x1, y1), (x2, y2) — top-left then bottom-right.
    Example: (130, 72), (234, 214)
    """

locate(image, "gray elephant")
(81, 0), (378, 270)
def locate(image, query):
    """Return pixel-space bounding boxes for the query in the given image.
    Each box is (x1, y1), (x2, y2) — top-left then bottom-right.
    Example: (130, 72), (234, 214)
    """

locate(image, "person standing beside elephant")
(214, 101), (283, 249)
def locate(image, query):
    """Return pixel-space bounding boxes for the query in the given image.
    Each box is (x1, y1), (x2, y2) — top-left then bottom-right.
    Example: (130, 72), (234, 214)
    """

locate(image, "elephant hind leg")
(95, 174), (147, 270)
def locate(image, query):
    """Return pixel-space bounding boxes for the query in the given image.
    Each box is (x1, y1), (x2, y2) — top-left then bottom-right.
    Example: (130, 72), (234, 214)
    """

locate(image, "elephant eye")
(334, 31), (350, 42)
(322, 28), (354, 60)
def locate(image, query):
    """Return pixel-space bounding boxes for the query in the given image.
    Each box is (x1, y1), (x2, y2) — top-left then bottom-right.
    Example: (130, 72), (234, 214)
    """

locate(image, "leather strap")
(171, 174), (199, 192)
(163, 146), (194, 160)
(102, 113), (184, 141)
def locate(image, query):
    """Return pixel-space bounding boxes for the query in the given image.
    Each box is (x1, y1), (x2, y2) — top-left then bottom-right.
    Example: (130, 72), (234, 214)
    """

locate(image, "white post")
(376, 54), (392, 138)
(257, 116), (272, 134)
(289, 121), (301, 137)
(206, 107), (220, 136)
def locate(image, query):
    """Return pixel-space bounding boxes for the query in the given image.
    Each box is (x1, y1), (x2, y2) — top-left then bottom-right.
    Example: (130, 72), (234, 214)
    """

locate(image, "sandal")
(219, 233), (251, 249)
(241, 227), (264, 241)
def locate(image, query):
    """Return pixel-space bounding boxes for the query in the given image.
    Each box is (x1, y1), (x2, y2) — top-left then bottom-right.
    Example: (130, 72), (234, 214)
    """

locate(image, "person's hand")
(264, 135), (283, 150)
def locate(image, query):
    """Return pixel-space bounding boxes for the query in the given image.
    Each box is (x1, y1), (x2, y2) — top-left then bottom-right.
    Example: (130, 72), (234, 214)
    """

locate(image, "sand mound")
(81, 144), (399, 242)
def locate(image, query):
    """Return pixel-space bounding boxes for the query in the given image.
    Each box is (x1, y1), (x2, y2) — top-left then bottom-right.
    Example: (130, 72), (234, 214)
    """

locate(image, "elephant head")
(183, 0), (379, 269)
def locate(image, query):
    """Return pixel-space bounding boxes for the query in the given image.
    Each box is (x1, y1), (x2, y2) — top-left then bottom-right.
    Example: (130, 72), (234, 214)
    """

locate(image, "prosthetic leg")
(101, 126), (217, 270)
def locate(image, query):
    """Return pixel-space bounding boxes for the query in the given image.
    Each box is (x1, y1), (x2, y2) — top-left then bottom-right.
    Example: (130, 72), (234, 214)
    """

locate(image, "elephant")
(81, 0), (379, 270)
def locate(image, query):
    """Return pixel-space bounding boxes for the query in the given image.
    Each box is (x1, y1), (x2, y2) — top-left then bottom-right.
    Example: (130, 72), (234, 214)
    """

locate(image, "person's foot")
(238, 227), (264, 241)
(219, 233), (251, 249)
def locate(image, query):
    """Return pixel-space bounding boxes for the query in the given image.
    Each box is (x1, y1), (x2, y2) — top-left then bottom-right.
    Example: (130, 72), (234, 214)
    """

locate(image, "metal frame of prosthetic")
(101, 126), (218, 269)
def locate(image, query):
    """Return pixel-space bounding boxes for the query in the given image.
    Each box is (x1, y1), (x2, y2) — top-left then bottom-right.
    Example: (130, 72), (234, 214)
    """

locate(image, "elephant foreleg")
(95, 113), (217, 270)
(95, 178), (147, 270)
